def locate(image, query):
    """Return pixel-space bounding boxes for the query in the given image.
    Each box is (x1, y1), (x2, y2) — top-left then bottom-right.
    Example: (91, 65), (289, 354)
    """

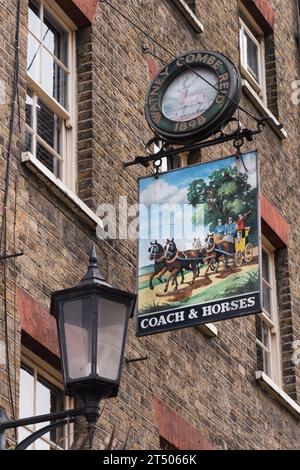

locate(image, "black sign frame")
(145, 50), (242, 143)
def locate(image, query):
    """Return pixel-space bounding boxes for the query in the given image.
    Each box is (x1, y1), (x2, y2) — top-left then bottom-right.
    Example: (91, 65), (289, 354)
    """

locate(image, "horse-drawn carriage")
(208, 227), (254, 270)
(234, 227), (254, 267)
(147, 229), (255, 293)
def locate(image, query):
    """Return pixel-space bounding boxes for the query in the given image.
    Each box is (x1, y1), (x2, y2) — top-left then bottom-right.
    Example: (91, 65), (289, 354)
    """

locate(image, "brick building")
(0, 0), (299, 450)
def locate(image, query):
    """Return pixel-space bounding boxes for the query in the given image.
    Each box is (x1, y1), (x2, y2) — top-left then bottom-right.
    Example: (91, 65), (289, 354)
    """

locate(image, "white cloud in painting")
(140, 179), (188, 206)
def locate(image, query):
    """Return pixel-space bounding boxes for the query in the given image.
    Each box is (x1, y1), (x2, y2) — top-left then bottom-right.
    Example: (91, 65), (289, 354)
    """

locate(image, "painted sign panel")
(137, 151), (261, 336)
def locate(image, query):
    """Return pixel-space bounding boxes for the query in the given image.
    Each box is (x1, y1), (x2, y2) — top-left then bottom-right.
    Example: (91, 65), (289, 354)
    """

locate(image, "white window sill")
(255, 371), (300, 419)
(21, 152), (103, 230)
(196, 323), (218, 338)
(242, 79), (287, 140)
(172, 0), (203, 33)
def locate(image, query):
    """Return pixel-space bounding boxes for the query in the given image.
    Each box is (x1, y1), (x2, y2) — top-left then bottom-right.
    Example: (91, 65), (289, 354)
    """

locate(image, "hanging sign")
(145, 50), (241, 143)
(137, 151), (262, 336)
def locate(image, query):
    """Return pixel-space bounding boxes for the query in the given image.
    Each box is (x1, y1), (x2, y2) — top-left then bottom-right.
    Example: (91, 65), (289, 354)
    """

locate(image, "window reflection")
(28, 0), (41, 38)
(19, 364), (66, 450)
(43, 12), (68, 66)
(37, 99), (60, 151)
(246, 31), (259, 82)
(27, 33), (41, 82)
(27, 0), (69, 108)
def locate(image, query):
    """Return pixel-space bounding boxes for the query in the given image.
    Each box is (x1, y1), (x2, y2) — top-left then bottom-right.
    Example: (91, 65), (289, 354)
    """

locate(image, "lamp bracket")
(0, 251), (24, 262)
(123, 119), (265, 169)
(125, 355), (148, 364)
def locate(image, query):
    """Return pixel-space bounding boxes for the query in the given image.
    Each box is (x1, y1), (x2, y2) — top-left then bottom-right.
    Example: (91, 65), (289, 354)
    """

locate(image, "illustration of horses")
(203, 234), (231, 276)
(148, 241), (184, 290)
(163, 239), (203, 293)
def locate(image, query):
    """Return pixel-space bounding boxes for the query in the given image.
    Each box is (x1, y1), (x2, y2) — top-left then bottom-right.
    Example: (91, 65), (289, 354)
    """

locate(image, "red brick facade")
(153, 398), (216, 450)
(17, 287), (60, 359)
(261, 193), (289, 248)
(243, 0), (276, 31)
(56, 0), (98, 26)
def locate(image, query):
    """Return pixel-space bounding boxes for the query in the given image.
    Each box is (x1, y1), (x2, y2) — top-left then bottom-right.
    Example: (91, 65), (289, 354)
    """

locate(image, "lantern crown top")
(79, 243), (111, 287)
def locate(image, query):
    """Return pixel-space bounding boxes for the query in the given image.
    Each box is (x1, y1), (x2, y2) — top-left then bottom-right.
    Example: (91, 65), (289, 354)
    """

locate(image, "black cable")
(100, 0), (281, 128)
(13, 176), (18, 430)
(0, 0), (22, 439)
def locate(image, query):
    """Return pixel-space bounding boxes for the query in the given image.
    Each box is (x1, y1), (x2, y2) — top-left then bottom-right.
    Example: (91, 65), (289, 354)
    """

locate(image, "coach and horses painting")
(137, 153), (260, 331)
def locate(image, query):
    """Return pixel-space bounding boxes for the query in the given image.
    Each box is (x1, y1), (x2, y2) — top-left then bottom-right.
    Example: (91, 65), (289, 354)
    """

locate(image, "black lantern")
(50, 244), (136, 420)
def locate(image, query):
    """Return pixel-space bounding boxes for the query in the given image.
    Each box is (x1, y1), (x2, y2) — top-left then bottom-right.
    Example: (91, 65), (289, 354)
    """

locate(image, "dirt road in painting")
(138, 258), (259, 314)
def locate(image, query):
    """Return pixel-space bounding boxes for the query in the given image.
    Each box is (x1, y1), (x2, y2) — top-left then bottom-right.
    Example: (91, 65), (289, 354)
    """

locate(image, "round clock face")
(162, 67), (218, 122)
(145, 51), (242, 143)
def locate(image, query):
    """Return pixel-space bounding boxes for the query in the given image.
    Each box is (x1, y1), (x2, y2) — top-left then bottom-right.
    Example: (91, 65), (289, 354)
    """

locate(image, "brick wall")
(0, 0), (300, 450)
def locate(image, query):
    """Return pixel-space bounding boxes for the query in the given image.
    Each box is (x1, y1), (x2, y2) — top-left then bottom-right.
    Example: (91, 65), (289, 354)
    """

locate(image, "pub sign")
(137, 152), (262, 336)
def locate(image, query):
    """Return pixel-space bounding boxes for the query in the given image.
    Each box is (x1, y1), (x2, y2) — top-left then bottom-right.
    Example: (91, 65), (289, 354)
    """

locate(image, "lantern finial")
(79, 243), (108, 286)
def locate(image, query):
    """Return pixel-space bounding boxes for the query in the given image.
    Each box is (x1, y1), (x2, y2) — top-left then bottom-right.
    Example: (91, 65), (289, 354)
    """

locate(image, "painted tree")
(187, 167), (257, 236)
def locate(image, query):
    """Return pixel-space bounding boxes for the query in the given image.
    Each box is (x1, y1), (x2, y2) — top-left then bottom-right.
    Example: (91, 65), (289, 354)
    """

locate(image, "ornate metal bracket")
(123, 118), (271, 169)
(0, 407), (88, 450)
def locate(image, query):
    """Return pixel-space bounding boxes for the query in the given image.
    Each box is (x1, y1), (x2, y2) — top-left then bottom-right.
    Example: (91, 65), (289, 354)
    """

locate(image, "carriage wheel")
(245, 243), (254, 263)
(234, 250), (243, 267)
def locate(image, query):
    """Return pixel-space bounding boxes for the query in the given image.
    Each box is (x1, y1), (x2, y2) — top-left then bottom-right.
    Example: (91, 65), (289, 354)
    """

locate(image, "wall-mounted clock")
(145, 51), (242, 143)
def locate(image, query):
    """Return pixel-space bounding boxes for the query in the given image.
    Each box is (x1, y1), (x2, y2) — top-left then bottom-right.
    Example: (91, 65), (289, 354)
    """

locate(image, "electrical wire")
(0, 0), (22, 439)
(100, 0), (282, 128)
(13, 176), (18, 430)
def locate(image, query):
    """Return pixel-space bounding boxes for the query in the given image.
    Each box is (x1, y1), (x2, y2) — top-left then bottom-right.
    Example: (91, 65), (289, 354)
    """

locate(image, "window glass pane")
(42, 11), (68, 66)
(26, 93), (34, 127)
(262, 250), (269, 282)
(41, 49), (68, 108)
(18, 427), (34, 450)
(27, 33), (41, 82)
(262, 280), (271, 314)
(28, 0), (41, 38)
(245, 31), (259, 82)
(256, 316), (272, 376)
(24, 131), (33, 153)
(63, 299), (93, 380)
(35, 375), (64, 448)
(19, 366), (35, 450)
(97, 299), (127, 381)
(20, 366), (34, 419)
(36, 143), (55, 172)
(37, 99), (61, 152)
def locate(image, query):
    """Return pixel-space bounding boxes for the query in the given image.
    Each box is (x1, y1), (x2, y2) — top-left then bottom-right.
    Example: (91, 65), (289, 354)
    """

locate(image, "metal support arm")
(123, 125), (264, 168)
(0, 407), (90, 450)
(15, 418), (75, 450)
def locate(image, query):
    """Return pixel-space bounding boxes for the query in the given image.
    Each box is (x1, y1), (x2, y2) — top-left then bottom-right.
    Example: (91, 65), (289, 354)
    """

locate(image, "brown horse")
(203, 234), (231, 277)
(148, 241), (184, 290)
(163, 239), (202, 293)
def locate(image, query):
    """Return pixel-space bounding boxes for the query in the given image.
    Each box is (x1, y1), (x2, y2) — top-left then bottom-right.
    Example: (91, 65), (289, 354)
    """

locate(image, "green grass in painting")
(178, 270), (259, 307)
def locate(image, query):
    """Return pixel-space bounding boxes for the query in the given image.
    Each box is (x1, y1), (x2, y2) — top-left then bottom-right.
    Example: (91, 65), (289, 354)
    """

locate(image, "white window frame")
(19, 347), (74, 450)
(239, 14), (267, 103)
(171, 0), (204, 33)
(256, 237), (282, 387)
(26, 0), (77, 193)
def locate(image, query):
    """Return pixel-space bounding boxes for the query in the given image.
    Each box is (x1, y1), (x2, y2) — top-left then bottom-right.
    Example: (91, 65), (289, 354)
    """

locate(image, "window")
(18, 350), (73, 450)
(255, 238), (282, 386)
(25, 0), (77, 191)
(171, 0), (203, 33)
(239, 17), (266, 101)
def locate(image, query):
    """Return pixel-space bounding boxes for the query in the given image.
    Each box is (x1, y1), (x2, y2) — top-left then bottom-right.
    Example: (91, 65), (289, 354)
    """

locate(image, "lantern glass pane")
(97, 298), (127, 381)
(63, 299), (92, 380)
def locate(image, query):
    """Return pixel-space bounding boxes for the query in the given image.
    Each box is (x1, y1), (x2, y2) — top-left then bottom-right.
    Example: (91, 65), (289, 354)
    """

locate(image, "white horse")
(192, 237), (203, 250)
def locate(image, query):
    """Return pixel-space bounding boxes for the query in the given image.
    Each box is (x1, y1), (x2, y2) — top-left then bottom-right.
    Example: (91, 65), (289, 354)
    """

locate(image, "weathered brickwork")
(0, 0), (299, 450)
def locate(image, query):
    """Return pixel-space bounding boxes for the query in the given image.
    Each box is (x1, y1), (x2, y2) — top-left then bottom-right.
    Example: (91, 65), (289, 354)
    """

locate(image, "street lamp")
(50, 243), (137, 423)
(0, 244), (136, 450)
